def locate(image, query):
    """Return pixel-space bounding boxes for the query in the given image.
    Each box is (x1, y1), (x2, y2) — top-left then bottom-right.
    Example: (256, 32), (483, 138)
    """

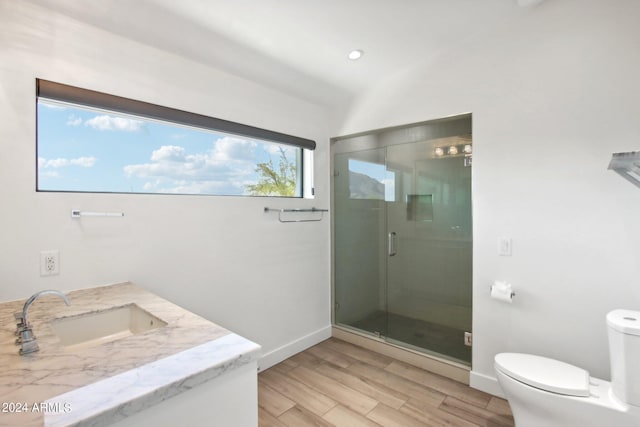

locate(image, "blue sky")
(37, 100), (299, 196)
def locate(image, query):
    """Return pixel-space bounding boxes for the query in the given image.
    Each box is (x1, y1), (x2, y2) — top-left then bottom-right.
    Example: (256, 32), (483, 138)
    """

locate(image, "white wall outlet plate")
(40, 250), (59, 276)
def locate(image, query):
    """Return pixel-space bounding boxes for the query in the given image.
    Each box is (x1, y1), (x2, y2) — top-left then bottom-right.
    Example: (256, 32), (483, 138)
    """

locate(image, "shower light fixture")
(434, 143), (473, 158)
(348, 49), (364, 60)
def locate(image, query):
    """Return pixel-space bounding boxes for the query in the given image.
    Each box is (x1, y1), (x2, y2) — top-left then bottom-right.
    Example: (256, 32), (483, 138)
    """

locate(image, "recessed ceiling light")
(348, 49), (364, 60)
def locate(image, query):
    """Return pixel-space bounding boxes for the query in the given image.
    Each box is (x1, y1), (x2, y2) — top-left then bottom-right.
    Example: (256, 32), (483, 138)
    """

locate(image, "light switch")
(498, 237), (512, 256)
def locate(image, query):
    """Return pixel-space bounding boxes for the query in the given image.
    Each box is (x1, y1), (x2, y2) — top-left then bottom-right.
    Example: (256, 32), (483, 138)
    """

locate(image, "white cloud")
(151, 180), (230, 195)
(38, 156), (97, 169)
(123, 136), (260, 194)
(66, 115), (82, 126)
(39, 170), (60, 178)
(265, 143), (295, 157)
(150, 145), (188, 162)
(71, 157), (97, 167)
(84, 115), (144, 132)
(211, 136), (258, 161)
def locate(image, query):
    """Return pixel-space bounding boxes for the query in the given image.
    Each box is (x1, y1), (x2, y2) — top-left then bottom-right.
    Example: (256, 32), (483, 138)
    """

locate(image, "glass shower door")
(332, 114), (472, 365)
(385, 141), (472, 363)
(333, 147), (389, 338)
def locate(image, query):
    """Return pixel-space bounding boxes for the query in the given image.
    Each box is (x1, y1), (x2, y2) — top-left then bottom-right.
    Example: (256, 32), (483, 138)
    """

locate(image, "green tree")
(246, 148), (297, 196)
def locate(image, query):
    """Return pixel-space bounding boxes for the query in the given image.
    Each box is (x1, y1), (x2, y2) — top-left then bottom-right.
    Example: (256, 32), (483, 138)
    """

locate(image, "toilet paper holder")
(490, 282), (516, 303)
(489, 285), (516, 298)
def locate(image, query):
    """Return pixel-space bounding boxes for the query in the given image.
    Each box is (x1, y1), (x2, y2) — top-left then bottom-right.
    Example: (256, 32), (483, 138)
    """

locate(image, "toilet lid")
(495, 353), (590, 397)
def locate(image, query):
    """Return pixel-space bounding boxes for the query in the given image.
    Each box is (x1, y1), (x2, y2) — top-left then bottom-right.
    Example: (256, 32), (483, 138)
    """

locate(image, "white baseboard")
(258, 325), (332, 372)
(470, 370), (506, 398)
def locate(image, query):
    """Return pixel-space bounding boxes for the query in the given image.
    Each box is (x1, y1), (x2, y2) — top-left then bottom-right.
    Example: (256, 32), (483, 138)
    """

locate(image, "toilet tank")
(607, 309), (640, 406)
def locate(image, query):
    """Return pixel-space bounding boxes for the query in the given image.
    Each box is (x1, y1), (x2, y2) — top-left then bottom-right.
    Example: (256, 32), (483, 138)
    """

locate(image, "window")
(36, 80), (315, 197)
(348, 159), (395, 201)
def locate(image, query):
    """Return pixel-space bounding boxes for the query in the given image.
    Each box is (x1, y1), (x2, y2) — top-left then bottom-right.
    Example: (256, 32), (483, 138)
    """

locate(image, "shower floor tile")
(348, 311), (471, 364)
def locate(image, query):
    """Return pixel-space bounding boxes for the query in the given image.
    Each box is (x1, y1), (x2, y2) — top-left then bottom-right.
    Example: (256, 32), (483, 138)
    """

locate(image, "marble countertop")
(0, 282), (261, 427)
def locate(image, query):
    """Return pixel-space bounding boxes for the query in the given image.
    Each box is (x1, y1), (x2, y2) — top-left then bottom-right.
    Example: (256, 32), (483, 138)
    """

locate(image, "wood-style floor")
(258, 338), (514, 427)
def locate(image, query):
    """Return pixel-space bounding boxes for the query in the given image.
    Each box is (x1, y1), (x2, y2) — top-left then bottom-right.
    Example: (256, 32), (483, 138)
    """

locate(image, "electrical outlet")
(40, 250), (59, 276)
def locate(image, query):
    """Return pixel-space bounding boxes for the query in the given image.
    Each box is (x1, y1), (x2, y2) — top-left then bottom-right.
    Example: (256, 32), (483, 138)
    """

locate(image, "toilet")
(494, 309), (640, 427)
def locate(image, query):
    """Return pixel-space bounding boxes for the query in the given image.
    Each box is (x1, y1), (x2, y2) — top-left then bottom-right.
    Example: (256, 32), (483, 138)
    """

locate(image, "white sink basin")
(50, 304), (167, 350)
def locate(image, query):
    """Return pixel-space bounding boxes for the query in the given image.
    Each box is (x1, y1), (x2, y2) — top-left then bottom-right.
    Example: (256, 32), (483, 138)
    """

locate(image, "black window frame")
(36, 79), (315, 198)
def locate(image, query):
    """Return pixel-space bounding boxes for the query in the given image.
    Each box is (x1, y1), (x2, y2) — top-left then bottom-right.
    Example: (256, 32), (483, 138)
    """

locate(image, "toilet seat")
(495, 353), (590, 397)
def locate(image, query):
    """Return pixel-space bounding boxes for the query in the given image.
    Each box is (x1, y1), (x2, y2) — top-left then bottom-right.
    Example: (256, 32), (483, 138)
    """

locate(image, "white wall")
(0, 1), (331, 368)
(337, 0), (640, 394)
(4, 0), (640, 396)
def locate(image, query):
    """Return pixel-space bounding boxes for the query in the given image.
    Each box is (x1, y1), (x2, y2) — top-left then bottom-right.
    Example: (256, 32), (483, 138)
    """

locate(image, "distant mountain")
(349, 171), (384, 199)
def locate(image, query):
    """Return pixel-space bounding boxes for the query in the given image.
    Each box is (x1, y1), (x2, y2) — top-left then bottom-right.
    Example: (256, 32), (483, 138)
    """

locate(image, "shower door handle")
(388, 232), (397, 257)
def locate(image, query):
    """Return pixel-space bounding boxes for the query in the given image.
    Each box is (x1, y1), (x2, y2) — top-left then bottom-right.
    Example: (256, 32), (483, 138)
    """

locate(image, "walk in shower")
(332, 114), (472, 366)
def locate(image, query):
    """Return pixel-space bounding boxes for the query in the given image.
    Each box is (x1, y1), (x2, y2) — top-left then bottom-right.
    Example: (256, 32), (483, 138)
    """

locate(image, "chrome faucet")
(15, 290), (70, 355)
